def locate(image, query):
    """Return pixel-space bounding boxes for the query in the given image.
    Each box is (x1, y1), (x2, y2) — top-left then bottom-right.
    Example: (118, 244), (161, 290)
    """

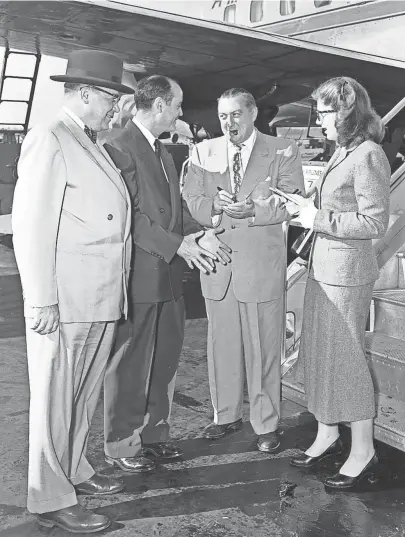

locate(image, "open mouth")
(229, 129), (239, 137)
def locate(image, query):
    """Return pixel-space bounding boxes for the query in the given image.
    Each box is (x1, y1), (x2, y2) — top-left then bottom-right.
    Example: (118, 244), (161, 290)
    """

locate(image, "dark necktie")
(232, 144), (243, 195)
(154, 139), (168, 182)
(84, 125), (97, 144)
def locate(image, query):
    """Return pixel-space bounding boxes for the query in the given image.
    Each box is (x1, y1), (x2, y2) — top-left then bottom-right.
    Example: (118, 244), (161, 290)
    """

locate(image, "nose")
(113, 101), (120, 113)
(178, 107), (183, 118)
(316, 116), (322, 126)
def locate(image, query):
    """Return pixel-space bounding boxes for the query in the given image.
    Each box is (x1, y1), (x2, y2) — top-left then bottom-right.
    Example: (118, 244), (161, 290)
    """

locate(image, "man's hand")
(291, 201), (318, 229)
(223, 198), (255, 219)
(27, 304), (60, 335)
(198, 228), (232, 265)
(212, 189), (235, 215)
(177, 230), (218, 274)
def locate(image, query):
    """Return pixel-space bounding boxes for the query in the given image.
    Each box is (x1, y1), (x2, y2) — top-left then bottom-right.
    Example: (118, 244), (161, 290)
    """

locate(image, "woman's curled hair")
(312, 77), (385, 147)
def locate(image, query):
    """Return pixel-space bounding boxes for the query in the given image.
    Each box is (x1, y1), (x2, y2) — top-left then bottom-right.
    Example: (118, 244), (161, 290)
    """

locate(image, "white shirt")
(62, 106), (103, 150)
(132, 117), (168, 182)
(227, 128), (257, 193)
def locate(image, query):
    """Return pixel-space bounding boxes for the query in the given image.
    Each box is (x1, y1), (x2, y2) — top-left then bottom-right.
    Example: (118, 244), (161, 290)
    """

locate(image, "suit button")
(231, 225), (236, 229)
(107, 214), (113, 220)
(159, 208), (165, 213)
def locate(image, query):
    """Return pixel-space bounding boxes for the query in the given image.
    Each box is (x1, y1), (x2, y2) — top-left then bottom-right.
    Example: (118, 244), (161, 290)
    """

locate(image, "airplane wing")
(1, 0), (405, 131)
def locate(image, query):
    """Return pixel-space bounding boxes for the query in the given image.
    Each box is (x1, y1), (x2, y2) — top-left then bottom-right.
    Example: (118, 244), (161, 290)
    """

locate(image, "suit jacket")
(183, 131), (305, 303)
(310, 140), (391, 286)
(104, 121), (201, 304)
(12, 109), (132, 323)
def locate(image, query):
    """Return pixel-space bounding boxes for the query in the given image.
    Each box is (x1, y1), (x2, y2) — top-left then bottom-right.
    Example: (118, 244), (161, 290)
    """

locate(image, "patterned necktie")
(232, 144), (243, 195)
(84, 125), (97, 144)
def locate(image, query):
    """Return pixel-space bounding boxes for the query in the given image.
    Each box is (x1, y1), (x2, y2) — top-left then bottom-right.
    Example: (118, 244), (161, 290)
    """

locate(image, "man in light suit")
(103, 75), (230, 473)
(183, 88), (305, 452)
(12, 50), (134, 534)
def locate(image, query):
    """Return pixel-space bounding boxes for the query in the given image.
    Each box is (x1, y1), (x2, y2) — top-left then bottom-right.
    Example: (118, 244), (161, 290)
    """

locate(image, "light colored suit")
(12, 109), (131, 513)
(183, 131), (305, 434)
(310, 140), (390, 285)
(300, 140), (391, 424)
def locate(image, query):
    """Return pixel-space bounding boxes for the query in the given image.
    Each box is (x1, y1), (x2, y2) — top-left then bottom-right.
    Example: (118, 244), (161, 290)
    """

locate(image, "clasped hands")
(212, 189), (255, 219)
(177, 228), (232, 274)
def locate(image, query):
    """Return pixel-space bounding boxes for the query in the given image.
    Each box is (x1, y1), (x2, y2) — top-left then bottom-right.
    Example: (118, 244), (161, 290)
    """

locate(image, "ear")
(80, 86), (90, 104)
(252, 106), (258, 122)
(154, 97), (164, 114)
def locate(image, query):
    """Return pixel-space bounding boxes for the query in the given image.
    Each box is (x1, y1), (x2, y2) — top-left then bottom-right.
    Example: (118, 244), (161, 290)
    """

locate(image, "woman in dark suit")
(286, 77), (391, 489)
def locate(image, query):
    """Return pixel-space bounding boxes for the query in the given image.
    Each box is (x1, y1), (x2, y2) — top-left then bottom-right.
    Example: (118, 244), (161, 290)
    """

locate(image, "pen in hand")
(217, 186), (236, 203)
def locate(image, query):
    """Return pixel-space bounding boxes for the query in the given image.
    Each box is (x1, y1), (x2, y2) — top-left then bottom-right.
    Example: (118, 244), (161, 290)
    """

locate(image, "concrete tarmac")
(1, 246), (405, 537)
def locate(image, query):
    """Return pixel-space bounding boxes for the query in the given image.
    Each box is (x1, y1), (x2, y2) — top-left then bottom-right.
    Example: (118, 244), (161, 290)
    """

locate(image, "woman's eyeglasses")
(316, 109), (335, 121)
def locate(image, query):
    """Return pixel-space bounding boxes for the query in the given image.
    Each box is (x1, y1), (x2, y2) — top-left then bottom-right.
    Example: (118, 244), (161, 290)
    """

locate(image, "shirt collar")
(227, 128), (257, 153)
(132, 117), (156, 149)
(62, 106), (86, 131)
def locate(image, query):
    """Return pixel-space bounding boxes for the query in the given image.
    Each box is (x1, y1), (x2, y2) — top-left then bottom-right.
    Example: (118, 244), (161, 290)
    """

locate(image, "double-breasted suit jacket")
(103, 120), (201, 458)
(12, 108), (132, 515)
(104, 121), (201, 303)
(183, 131), (305, 303)
(13, 109), (132, 322)
(310, 140), (391, 286)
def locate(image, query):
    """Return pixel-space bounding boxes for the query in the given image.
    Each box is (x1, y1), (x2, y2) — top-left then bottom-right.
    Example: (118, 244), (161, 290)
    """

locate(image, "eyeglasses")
(90, 86), (122, 105)
(316, 109), (335, 121)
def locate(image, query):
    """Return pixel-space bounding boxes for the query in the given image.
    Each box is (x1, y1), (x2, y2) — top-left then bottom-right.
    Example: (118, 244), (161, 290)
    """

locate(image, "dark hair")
(218, 88), (257, 110)
(312, 77), (384, 147)
(134, 75), (177, 110)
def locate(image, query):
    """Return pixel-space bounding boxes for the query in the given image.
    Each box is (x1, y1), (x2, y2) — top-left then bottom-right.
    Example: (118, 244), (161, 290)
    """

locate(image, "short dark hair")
(312, 77), (384, 147)
(218, 88), (257, 110)
(134, 75), (177, 110)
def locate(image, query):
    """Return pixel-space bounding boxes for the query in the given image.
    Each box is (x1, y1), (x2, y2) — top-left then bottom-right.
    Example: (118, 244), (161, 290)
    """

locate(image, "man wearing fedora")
(12, 50), (134, 533)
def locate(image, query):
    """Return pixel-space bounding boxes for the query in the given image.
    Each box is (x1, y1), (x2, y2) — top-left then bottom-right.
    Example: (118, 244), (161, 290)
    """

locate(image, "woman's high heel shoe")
(324, 453), (379, 489)
(290, 437), (343, 468)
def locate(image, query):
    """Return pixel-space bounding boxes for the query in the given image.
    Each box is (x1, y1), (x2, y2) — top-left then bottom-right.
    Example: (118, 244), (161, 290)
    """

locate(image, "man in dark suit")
(103, 75), (230, 472)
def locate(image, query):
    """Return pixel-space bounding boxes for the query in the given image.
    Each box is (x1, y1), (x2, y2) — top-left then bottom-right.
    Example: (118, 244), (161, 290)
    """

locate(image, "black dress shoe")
(290, 437), (343, 468)
(75, 473), (124, 496)
(203, 419), (243, 440)
(257, 431), (281, 453)
(324, 453), (379, 489)
(142, 442), (183, 460)
(37, 504), (110, 533)
(105, 454), (155, 473)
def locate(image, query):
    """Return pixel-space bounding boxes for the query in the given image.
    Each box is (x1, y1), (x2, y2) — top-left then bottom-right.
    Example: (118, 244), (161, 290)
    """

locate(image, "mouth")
(228, 128), (239, 137)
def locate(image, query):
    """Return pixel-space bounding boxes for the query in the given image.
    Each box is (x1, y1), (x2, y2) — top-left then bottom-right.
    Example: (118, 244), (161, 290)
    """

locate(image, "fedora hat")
(50, 50), (135, 94)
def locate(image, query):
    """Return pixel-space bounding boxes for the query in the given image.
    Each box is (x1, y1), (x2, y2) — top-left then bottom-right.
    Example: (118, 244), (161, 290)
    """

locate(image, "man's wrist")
(211, 199), (222, 216)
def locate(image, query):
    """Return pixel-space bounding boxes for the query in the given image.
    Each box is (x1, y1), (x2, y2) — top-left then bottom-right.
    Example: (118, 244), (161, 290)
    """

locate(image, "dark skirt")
(299, 277), (375, 424)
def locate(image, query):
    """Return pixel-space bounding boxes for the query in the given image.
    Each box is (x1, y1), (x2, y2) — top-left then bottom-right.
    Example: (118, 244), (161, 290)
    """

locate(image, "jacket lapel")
(127, 122), (180, 231)
(59, 110), (127, 201)
(238, 131), (275, 200)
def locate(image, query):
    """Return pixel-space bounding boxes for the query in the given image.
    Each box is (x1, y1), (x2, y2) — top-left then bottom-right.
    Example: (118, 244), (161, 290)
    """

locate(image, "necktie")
(154, 139), (168, 182)
(84, 125), (97, 144)
(232, 144), (243, 195)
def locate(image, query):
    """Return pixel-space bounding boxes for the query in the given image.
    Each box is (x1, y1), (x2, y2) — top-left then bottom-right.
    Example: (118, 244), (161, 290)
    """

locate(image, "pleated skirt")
(299, 277), (376, 424)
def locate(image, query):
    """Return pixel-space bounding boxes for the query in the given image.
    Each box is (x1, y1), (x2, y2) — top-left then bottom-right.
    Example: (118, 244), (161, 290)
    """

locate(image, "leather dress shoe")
(290, 437), (343, 468)
(203, 419), (243, 440)
(37, 504), (110, 533)
(324, 453), (379, 489)
(105, 454), (155, 473)
(257, 431), (281, 453)
(142, 442), (183, 460)
(75, 473), (124, 496)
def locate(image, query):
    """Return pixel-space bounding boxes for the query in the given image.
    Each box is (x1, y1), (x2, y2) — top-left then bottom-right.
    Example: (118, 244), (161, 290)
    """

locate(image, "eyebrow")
(218, 109), (243, 115)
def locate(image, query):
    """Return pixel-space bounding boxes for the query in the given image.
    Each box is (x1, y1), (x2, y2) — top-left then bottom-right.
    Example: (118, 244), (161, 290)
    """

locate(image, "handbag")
(290, 228), (314, 262)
